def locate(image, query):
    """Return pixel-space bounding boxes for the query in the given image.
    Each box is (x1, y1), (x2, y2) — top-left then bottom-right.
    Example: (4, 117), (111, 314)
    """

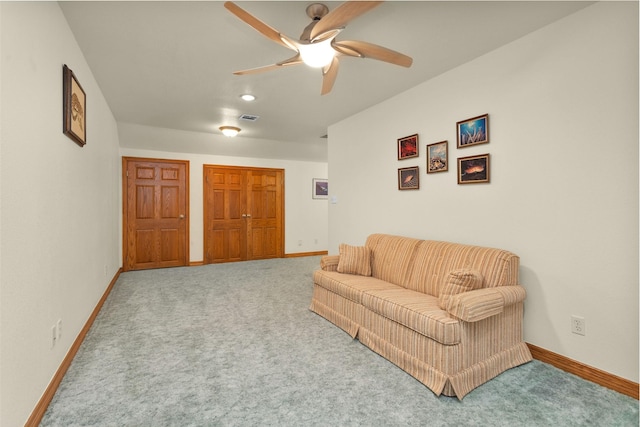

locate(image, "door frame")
(122, 157), (190, 271)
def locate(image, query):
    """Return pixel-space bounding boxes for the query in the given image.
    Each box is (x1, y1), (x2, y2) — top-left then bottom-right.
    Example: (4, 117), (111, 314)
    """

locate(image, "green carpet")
(41, 257), (638, 426)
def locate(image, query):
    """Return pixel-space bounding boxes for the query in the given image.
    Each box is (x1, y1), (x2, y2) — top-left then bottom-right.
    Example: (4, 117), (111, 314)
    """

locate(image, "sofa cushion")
(439, 269), (483, 310)
(365, 234), (422, 286)
(313, 270), (400, 304)
(337, 244), (372, 276)
(405, 240), (520, 296)
(361, 288), (460, 345)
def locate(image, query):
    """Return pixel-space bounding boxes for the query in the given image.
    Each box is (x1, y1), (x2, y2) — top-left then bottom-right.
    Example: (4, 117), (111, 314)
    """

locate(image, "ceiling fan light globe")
(298, 40), (336, 68)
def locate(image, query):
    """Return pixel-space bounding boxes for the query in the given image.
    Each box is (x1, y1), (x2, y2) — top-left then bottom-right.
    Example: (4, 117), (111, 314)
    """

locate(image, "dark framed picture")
(312, 178), (328, 199)
(458, 154), (490, 184)
(398, 166), (419, 190)
(457, 114), (488, 148)
(398, 134), (419, 160)
(63, 64), (87, 147)
(426, 141), (448, 173)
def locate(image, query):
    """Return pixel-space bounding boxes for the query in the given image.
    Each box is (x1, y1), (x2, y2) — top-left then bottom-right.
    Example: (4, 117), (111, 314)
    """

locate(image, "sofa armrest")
(320, 255), (340, 271)
(445, 285), (527, 322)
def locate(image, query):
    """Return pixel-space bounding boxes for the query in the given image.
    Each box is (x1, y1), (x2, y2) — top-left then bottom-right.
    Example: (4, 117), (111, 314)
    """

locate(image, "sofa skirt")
(309, 283), (532, 399)
(309, 285), (361, 338)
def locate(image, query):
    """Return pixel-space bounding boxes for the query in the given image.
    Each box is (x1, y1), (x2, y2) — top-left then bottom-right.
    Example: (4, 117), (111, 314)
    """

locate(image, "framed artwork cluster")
(396, 113), (491, 189)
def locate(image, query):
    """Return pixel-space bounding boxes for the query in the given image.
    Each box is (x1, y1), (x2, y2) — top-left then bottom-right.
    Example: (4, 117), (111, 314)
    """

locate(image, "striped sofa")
(309, 234), (532, 399)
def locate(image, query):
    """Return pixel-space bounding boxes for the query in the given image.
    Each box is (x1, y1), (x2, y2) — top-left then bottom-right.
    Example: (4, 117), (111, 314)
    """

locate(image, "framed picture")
(426, 141), (448, 173)
(63, 64), (87, 147)
(457, 114), (488, 148)
(458, 154), (490, 184)
(398, 166), (419, 190)
(398, 134), (419, 160)
(312, 178), (328, 199)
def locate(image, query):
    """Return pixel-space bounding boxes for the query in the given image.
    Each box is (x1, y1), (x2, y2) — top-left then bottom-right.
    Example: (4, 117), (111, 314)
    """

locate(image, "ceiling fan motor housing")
(306, 3), (329, 21)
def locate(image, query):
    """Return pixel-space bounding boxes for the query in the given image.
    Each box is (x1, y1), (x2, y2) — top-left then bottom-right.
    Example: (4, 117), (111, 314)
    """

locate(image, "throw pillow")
(439, 269), (483, 310)
(337, 244), (372, 276)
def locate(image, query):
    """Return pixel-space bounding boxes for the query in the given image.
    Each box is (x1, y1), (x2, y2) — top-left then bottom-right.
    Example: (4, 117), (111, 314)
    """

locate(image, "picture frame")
(426, 141), (448, 173)
(63, 64), (87, 147)
(312, 178), (328, 199)
(397, 134), (419, 160)
(398, 166), (420, 190)
(457, 153), (490, 184)
(456, 114), (488, 148)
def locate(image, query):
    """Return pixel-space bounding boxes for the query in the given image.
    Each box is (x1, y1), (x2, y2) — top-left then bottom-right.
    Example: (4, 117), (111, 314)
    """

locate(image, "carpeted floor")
(41, 256), (638, 426)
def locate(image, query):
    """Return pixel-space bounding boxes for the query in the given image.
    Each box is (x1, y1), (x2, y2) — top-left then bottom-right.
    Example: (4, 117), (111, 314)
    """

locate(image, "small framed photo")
(458, 154), (490, 184)
(398, 134), (419, 160)
(398, 166), (419, 190)
(457, 114), (488, 148)
(312, 178), (328, 199)
(426, 141), (448, 173)
(62, 64), (86, 147)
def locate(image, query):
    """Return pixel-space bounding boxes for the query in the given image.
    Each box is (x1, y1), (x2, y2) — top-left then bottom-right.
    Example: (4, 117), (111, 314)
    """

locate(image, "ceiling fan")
(224, 1), (413, 95)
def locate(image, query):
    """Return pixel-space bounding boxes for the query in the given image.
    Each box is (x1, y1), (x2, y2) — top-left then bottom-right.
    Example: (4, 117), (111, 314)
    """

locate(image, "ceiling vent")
(239, 114), (259, 122)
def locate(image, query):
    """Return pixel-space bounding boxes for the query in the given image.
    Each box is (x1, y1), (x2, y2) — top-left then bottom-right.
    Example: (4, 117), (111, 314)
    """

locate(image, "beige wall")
(327, 2), (638, 382)
(0, 3), (121, 426)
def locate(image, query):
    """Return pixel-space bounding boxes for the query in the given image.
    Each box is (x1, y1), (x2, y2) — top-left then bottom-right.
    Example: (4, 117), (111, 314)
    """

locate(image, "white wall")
(0, 3), (121, 426)
(119, 123), (329, 259)
(327, 2), (638, 382)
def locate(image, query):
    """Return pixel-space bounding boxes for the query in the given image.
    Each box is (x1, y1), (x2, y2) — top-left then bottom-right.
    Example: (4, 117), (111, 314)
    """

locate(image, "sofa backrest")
(405, 240), (520, 296)
(365, 234), (423, 287)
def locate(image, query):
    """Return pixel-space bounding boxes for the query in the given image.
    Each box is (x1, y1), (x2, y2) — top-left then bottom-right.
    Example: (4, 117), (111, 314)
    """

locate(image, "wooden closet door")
(203, 165), (284, 264)
(203, 167), (247, 263)
(247, 169), (284, 260)
(123, 158), (189, 271)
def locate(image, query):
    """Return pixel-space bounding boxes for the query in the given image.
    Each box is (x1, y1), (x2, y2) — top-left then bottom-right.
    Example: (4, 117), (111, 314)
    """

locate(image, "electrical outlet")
(571, 315), (586, 336)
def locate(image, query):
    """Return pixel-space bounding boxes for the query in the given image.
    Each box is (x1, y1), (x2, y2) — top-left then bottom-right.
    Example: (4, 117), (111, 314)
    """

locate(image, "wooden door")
(203, 167), (246, 263)
(247, 169), (283, 260)
(203, 165), (283, 264)
(123, 158), (189, 271)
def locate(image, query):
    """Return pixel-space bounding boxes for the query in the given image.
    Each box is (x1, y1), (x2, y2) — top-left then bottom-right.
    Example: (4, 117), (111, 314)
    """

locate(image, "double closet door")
(203, 165), (284, 264)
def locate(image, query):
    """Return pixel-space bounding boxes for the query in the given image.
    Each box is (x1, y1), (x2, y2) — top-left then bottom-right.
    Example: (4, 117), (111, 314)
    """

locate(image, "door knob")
(179, 214), (185, 219)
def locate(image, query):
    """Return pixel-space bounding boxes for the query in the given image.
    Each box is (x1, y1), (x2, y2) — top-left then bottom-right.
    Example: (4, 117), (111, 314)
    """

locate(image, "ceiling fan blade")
(224, 1), (293, 50)
(333, 40), (413, 68)
(233, 55), (303, 75)
(321, 57), (340, 95)
(310, 1), (383, 42)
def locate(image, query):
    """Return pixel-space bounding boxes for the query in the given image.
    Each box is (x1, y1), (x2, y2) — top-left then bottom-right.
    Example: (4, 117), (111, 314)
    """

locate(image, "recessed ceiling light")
(240, 94), (256, 102)
(219, 126), (241, 137)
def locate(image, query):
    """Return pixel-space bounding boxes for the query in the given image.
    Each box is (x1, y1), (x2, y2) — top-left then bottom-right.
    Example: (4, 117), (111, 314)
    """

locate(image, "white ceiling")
(59, 1), (592, 161)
